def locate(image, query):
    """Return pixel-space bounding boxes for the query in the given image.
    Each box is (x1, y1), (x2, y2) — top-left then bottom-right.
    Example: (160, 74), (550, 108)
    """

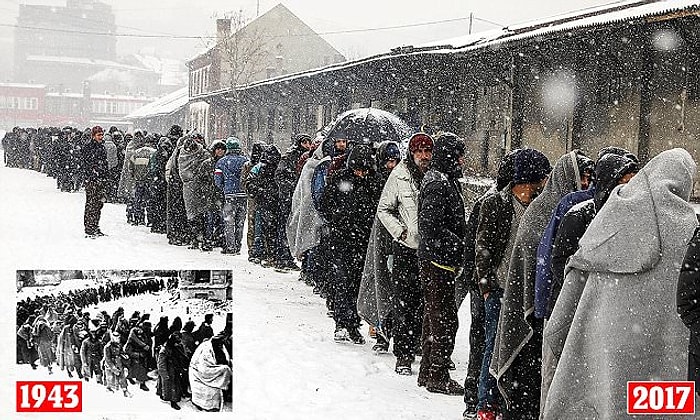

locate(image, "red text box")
(16, 381), (82, 412)
(627, 381), (695, 415)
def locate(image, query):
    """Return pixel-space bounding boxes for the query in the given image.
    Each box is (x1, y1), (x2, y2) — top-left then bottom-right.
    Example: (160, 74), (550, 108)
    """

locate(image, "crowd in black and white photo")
(16, 276), (232, 411)
(6, 112), (700, 419)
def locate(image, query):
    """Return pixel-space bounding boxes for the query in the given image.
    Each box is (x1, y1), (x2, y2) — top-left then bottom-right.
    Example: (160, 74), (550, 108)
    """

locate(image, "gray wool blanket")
(541, 148), (698, 419)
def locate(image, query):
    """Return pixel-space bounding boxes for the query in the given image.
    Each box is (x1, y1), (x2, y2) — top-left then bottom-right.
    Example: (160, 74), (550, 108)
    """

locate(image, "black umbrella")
(325, 108), (413, 151)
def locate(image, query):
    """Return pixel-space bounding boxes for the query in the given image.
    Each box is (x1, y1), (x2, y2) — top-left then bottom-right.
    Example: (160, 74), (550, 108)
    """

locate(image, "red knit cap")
(408, 132), (434, 153)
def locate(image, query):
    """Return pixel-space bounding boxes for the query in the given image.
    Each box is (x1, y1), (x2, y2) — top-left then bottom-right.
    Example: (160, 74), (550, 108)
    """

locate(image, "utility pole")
(469, 12), (473, 34)
(257, 0), (260, 16)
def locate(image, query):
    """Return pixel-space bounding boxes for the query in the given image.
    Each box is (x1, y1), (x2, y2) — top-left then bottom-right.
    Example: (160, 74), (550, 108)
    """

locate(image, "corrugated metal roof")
(234, 0), (700, 92)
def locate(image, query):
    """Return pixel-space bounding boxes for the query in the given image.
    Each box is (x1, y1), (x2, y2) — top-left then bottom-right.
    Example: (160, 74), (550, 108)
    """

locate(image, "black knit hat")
(512, 148), (552, 185)
(347, 144), (374, 170)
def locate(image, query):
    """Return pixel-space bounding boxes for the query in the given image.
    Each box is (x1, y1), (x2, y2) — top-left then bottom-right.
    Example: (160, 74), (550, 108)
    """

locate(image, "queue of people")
(7, 121), (700, 419)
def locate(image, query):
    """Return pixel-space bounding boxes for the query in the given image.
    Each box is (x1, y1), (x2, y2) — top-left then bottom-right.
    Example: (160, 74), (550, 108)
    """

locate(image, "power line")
(0, 14), (506, 40)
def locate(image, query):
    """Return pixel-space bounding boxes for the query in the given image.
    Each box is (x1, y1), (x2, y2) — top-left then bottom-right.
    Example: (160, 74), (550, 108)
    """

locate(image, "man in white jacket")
(376, 132), (433, 375)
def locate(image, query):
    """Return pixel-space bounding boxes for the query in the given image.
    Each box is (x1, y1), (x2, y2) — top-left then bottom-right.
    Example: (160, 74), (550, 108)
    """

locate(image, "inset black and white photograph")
(16, 270), (232, 414)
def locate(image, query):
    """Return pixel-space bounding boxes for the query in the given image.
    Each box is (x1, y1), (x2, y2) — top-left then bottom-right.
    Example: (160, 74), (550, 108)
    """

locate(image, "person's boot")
(348, 328), (366, 345)
(372, 335), (390, 354)
(66, 369), (73, 378)
(395, 356), (414, 375)
(96, 374), (103, 385)
(139, 382), (149, 391)
(76, 369), (83, 379)
(426, 366), (464, 396)
(170, 401), (181, 410)
(127, 378), (136, 385)
(123, 389), (133, 398)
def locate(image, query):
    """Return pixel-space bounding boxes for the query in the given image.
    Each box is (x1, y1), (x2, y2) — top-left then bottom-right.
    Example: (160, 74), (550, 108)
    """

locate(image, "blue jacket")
(534, 187), (595, 318)
(214, 152), (248, 196)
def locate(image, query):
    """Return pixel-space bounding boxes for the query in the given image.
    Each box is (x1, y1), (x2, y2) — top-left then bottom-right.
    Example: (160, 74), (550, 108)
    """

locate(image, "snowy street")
(1, 158), (473, 419)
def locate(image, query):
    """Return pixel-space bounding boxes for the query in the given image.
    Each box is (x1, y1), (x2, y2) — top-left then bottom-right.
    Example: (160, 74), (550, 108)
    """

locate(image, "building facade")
(186, 3), (345, 141)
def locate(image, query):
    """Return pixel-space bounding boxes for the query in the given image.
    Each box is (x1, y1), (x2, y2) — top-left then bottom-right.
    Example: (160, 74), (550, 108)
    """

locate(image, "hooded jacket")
(541, 148), (697, 419)
(417, 133), (466, 268)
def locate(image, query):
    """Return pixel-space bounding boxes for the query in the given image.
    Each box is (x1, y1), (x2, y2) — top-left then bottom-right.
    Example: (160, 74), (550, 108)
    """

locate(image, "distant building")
(186, 3), (345, 140)
(0, 82), (155, 130)
(123, 87), (188, 135)
(179, 270), (232, 301)
(13, 0), (161, 97)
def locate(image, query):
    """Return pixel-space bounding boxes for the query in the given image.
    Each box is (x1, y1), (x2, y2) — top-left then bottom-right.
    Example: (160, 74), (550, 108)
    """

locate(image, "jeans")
(222, 195), (247, 252)
(478, 287), (504, 410)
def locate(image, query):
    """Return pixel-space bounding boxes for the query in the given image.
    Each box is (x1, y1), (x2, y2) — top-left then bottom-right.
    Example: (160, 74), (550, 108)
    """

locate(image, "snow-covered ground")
(0, 157), (472, 419)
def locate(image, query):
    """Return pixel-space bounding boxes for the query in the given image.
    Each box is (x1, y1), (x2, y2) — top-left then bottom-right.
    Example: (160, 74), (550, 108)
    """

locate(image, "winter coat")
(117, 136), (145, 197)
(178, 138), (210, 220)
(156, 345), (182, 403)
(286, 143), (328, 257)
(546, 199), (595, 318)
(103, 138), (120, 170)
(417, 169), (466, 268)
(80, 336), (104, 375)
(474, 186), (515, 295)
(81, 139), (109, 182)
(276, 145), (306, 209)
(214, 152), (248, 196)
(32, 318), (55, 367)
(149, 137), (173, 195)
(195, 323), (213, 344)
(319, 167), (382, 252)
(678, 228), (700, 356)
(56, 324), (81, 371)
(357, 216), (394, 331)
(376, 159), (421, 249)
(490, 151), (582, 408)
(102, 341), (126, 389)
(129, 145), (156, 183)
(534, 188), (595, 318)
(124, 327), (150, 381)
(541, 148), (697, 419)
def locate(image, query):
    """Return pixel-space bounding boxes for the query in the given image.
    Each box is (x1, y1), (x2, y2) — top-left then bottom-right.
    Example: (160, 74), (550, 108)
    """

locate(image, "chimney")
(217, 19), (231, 42)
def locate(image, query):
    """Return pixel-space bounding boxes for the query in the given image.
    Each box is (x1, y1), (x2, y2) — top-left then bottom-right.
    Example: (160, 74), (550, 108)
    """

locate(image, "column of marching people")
(7, 121), (700, 419)
(16, 277), (232, 411)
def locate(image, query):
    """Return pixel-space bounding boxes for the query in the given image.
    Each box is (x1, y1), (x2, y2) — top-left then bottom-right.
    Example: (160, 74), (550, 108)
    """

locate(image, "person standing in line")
(472, 149), (551, 420)
(215, 137), (249, 255)
(82, 126), (109, 238)
(416, 132), (466, 396)
(374, 133), (433, 374)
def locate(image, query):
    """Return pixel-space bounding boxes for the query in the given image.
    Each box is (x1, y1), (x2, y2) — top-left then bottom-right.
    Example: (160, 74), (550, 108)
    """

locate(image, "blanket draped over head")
(357, 217), (394, 335)
(490, 151), (582, 405)
(287, 143), (328, 258)
(189, 339), (232, 411)
(541, 148), (698, 419)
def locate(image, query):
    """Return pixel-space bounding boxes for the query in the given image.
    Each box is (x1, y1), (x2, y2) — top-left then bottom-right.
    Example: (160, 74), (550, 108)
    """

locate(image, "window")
(30, 98), (38, 110)
(0, 96), (5, 109)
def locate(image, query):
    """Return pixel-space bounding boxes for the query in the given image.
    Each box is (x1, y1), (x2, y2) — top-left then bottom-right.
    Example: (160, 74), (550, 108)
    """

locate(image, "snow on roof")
(131, 54), (188, 87)
(235, 0), (700, 92)
(0, 82), (46, 89)
(25, 55), (152, 72)
(453, 0), (700, 52)
(124, 87), (189, 120)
